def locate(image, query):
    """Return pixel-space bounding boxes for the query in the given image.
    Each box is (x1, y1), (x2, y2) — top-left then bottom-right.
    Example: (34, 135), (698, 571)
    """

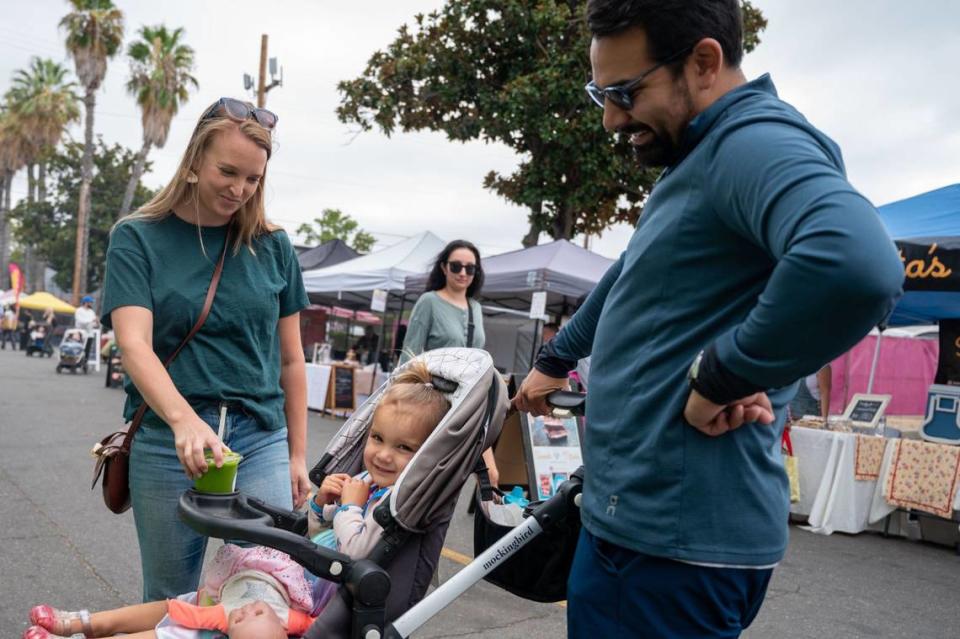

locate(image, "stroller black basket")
(472, 478), (582, 603)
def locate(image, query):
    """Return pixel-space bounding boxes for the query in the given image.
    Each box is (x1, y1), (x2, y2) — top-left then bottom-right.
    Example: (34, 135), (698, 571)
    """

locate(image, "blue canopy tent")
(876, 183), (960, 326)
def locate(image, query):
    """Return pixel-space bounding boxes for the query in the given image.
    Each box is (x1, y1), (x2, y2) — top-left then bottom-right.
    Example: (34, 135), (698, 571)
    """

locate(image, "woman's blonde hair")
(377, 359), (451, 437)
(115, 99), (279, 252)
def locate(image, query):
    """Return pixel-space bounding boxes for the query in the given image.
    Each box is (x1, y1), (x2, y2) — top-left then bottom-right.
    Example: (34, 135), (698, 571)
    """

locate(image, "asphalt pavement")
(2, 347), (959, 638)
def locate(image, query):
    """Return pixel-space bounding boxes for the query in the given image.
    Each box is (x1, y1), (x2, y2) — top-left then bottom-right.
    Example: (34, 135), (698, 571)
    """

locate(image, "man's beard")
(625, 82), (696, 169)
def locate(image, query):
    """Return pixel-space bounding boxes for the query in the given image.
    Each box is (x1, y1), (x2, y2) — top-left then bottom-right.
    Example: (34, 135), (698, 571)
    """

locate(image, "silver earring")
(186, 172), (198, 183)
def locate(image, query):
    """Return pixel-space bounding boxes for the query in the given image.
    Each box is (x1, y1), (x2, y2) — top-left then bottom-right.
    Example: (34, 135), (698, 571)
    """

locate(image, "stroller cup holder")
(178, 489), (392, 637)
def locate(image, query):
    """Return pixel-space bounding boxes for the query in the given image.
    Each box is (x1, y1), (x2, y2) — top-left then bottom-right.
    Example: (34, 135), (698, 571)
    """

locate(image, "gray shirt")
(400, 291), (485, 362)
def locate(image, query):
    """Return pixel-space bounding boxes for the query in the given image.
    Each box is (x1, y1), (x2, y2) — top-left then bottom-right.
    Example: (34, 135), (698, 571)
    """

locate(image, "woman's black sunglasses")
(201, 97), (278, 130)
(446, 261), (477, 276)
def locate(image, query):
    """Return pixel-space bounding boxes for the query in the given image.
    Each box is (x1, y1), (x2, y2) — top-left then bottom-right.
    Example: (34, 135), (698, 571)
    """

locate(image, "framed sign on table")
(842, 393), (892, 430)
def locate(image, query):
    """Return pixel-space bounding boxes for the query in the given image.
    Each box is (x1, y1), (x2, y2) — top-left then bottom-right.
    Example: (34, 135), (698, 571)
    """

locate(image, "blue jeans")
(129, 404), (292, 602)
(567, 528), (772, 638)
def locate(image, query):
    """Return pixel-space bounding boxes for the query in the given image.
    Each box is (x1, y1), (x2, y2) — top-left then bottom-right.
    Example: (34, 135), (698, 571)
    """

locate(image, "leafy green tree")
(337, 0), (766, 246)
(60, 0), (125, 301)
(297, 208), (376, 253)
(8, 139), (154, 293)
(120, 24), (198, 219)
(5, 57), (81, 289)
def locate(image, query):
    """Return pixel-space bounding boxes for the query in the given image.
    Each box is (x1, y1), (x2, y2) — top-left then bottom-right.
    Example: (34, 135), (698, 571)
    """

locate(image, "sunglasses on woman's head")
(201, 97), (278, 130)
(447, 261), (477, 276)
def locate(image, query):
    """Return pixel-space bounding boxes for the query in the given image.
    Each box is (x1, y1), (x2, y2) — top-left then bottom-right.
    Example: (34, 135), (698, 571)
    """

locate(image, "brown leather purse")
(91, 224), (233, 514)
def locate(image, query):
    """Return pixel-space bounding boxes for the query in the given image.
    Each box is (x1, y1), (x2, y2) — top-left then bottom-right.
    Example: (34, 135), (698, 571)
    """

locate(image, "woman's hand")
(340, 476), (372, 507)
(316, 473), (351, 506)
(168, 414), (228, 479)
(290, 457), (311, 509)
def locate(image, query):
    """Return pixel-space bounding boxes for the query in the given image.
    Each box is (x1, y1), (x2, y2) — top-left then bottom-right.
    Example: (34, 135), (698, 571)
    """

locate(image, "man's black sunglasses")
(447, 261), (477, 276)
(201, 97), (278, 130)
(585, 46), (693, 111)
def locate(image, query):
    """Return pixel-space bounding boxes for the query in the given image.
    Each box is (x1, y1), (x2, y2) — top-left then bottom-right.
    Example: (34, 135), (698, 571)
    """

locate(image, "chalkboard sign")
(328, 365), (356, 411)
(842, 393), (891, 429)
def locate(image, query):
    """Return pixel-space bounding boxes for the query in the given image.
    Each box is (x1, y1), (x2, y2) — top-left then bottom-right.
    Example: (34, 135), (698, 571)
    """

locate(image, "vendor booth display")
(788, 184), (960, 549)
(790, 426), (960, 540)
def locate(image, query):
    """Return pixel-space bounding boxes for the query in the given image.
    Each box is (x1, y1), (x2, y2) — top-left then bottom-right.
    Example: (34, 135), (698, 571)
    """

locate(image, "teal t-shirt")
(101, 214), (309, 431)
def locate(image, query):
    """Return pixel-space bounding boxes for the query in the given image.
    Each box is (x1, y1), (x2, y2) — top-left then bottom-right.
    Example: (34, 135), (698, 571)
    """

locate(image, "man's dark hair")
(586, 0), (744, 69)
(425, 239), (485, 298)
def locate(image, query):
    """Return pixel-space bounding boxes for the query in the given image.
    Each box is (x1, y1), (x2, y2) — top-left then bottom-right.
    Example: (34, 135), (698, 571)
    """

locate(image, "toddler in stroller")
(176, 348), (509, 638)
(23, 355), (483, 639)
(56, 328), (88, 374)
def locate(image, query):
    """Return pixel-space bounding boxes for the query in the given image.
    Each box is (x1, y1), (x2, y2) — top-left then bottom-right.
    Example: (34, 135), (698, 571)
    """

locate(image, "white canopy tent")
(302, 231), (447, 310)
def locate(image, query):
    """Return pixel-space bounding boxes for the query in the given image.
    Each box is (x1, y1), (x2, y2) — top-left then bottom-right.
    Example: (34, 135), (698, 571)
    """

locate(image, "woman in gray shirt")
(401, 240), (498, 484)
(402, 240), (486, 356)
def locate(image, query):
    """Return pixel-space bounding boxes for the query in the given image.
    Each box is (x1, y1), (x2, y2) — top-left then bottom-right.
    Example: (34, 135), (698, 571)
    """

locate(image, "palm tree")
(0, 108), (29, 285)
(7, 57), (81, 290)
(119, 24), (198, 219)
(60, 0), (124, 304)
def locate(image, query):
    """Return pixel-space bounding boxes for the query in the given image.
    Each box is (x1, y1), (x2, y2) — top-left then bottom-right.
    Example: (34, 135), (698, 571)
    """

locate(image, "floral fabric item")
(884, 439), (960, 518)
(854, 435), (887, 480)
(202, 544), (314, 612)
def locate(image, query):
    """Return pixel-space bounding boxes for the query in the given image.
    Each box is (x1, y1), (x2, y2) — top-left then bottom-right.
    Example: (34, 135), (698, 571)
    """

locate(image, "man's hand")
(511, 368), (569, 416)
(683, 389), (775, 437)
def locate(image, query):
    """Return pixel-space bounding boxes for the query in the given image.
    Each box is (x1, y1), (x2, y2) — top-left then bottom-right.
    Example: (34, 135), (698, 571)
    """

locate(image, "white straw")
(218, 404), (227, 442)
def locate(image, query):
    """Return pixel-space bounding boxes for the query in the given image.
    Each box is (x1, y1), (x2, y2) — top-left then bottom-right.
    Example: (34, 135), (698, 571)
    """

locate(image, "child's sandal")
(28, 605), (94, 637)
(22, 627), (71, 639)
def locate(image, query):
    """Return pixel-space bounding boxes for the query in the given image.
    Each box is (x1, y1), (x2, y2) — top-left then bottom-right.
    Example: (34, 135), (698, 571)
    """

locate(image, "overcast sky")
(2, 0), (958, 259)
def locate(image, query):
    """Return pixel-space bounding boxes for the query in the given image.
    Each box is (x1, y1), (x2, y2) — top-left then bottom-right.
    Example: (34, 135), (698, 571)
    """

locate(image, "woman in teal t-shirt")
(100, 98), (310, 602)
(401, 240), (499, 485)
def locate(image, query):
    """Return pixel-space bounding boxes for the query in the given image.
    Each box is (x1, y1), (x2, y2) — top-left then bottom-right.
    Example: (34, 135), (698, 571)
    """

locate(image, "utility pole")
(251, 34), (283, 108)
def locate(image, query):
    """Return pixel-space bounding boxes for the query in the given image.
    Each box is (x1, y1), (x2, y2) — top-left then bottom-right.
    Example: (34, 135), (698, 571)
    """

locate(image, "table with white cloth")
(790, 427), (960, 536)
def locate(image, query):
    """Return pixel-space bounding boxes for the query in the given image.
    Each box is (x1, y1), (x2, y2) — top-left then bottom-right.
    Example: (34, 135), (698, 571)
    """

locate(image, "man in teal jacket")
(513, 1), (905, 636)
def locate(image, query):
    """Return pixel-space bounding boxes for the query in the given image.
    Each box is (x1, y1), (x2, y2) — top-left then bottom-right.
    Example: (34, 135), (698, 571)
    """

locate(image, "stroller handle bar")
(546, 390), (586, 416)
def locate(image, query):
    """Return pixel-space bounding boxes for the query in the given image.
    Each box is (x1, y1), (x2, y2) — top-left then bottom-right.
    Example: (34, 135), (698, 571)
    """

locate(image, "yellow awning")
(18, 291), (76, 314)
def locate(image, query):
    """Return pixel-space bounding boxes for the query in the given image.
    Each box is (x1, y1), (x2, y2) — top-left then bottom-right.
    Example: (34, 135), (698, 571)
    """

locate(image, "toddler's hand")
(315, 473), (351, 506)
(340, 476), (372, 507)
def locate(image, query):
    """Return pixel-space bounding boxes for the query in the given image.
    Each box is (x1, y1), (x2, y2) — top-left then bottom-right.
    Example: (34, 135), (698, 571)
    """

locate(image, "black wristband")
(533, 339), (577, 378)
(690, 345), (764, 405)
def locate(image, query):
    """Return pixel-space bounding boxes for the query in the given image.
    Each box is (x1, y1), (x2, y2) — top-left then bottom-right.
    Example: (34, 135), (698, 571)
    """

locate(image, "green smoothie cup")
(193, 451), (243, 494)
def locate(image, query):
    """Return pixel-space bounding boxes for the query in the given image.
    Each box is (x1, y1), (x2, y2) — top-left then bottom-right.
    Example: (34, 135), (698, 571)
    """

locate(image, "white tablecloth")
(305, 363), (332, 411)
(790, 427), (960, 536)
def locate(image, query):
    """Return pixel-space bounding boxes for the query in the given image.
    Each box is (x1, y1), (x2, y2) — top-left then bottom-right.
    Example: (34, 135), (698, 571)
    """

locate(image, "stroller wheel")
(55, 366), (62, 374)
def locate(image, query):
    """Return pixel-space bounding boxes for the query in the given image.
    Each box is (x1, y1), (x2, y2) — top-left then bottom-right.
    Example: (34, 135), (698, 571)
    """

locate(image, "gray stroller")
(178, 348), (584, 638)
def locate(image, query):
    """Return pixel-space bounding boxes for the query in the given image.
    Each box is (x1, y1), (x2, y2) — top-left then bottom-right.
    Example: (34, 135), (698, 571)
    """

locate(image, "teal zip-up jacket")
(551, 75), (904, 565)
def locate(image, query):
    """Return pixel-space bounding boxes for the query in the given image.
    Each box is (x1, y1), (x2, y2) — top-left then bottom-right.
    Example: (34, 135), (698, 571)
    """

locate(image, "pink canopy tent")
(828, 332), (938, 416)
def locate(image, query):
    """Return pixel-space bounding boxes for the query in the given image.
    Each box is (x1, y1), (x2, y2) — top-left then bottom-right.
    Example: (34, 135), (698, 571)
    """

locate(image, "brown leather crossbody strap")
(121, 222), (235, 451)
